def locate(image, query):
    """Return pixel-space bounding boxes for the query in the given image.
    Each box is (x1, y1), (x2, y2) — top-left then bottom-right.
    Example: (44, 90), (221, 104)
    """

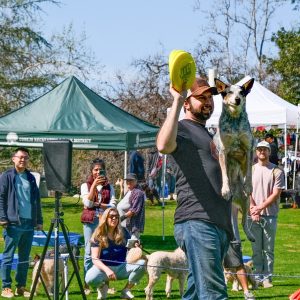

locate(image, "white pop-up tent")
(205, 76), (298, 127)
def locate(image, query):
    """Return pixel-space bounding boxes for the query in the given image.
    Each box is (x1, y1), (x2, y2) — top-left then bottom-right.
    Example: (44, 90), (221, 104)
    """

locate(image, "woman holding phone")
(80, 158), (117, 294)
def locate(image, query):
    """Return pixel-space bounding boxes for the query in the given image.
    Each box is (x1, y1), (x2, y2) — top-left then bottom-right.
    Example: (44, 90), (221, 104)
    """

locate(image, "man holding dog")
(249, 141), (284, 288)
(0, 147), (43, 298)
(157, 78), (233, 299)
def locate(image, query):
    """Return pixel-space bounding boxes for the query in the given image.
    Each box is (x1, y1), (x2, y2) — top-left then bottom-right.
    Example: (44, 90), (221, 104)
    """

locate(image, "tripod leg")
(29, 221), (55, 300)
(59, 219), (87, 300)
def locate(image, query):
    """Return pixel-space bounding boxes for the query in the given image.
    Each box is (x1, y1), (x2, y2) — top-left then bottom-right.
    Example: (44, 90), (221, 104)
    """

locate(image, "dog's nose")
(235, 97), (241, 105)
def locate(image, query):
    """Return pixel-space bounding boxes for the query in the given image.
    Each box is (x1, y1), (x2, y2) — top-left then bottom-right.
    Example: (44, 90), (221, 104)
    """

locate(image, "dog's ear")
(241, 78), (254, 96)
(214, 78), (228, 95)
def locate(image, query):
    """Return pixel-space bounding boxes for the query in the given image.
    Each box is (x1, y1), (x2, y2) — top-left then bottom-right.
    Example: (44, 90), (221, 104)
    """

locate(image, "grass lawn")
(0, 197), (300, 299)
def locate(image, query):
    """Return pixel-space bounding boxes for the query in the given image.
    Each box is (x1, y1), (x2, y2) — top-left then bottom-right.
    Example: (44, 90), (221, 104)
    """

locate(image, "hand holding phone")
(99, 169), (106, 177)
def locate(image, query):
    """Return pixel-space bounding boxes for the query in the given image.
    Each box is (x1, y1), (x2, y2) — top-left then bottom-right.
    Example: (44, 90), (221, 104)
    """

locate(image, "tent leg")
(284, 124), (288, 190)
(124, 151), (128, 193)
(292, 105), (300, 190)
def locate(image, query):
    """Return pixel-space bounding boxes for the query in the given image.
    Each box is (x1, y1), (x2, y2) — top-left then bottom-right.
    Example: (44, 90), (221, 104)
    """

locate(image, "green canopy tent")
(0, 76), (158, 150)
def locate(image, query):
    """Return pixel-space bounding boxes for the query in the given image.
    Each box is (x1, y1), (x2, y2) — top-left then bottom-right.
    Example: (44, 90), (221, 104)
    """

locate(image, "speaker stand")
(29, 192), (87, 300)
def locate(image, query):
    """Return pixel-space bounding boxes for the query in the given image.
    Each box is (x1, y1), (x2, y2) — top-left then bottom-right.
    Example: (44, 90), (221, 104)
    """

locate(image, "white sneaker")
(97, 284), (108, 300)
(120, 288), (134, 299)
(263, 279), (273, 288)
(244, 291), (256, 300)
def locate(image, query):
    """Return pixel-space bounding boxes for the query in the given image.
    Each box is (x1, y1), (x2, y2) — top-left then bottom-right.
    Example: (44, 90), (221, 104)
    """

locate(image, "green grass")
(1, 198), (300, 299)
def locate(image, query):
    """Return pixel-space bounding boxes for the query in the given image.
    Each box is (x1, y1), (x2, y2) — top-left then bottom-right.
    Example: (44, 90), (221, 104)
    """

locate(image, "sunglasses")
(108, 214), (119, 220)
(13, 155), (29, 160)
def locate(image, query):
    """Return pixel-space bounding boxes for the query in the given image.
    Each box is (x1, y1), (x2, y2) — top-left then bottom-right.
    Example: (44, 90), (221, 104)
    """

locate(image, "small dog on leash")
(31, 244), (80, 295)
(224, 260), (257, 291)
(140, 182), (161, 205)
(31, 252), (64, 296)
(214, 77), (255, 242)
(144, 247), (188, 300)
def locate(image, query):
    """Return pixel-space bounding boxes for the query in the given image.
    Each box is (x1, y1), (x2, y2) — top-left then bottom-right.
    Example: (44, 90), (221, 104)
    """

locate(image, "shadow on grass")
(141, 234), (177, 252)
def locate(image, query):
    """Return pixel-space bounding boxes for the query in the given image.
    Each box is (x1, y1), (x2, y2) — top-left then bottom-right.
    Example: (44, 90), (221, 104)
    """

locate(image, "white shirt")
(80, 183), (117, 208)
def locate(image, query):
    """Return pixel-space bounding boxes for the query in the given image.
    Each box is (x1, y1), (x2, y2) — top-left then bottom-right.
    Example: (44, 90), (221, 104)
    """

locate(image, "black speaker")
(43, 140), (72, 192)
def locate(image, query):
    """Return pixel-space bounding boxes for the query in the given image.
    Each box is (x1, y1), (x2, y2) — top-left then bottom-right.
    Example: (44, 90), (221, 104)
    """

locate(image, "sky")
(41, 0), (298, 79)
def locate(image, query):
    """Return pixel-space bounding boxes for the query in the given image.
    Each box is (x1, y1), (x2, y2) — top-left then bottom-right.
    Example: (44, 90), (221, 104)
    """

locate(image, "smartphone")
(99, 169), (106, 176)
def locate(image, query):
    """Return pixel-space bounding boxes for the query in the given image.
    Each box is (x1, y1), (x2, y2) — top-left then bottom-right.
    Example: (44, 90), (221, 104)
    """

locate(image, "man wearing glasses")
(0, 147), (43, 298)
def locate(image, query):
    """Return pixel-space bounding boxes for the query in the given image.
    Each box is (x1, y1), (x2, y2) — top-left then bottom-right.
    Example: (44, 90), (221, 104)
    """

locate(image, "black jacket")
(0, 168), (43, 226)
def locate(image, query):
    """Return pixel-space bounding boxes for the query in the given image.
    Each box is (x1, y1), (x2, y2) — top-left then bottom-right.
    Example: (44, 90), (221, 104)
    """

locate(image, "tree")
(0, 0), (104, 193)
(0, 0), (100, 115)
(268, 28), (300, 105)
(193, 0), (289, 83)
(104, 52), (171, 127)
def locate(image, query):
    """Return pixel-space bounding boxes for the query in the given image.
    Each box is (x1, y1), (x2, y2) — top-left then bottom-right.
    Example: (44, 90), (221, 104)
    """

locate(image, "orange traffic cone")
(290, 288), (300, 300)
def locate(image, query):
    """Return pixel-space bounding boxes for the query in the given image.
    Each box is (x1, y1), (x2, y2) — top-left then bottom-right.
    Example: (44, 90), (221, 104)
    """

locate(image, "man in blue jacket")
(0, 147), (43, 298)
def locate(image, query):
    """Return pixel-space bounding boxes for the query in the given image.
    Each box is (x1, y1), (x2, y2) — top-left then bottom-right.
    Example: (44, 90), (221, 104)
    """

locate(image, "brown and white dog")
(224, 260), (257, 291)
(214, 78), (255, 242)
(144, 248), (188, 300)
(31, 253), (64, 296)
(31, 245), (80, 296)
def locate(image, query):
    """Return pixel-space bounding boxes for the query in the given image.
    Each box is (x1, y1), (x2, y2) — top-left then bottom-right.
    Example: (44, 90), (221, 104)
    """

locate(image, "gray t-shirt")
(170, 119), (233, 237)
(252, 162), (285, 216)
(15, 172), (32, 219)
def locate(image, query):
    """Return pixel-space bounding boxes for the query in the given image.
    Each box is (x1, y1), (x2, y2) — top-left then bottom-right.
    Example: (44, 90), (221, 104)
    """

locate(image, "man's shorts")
(223, 241), (244, 268)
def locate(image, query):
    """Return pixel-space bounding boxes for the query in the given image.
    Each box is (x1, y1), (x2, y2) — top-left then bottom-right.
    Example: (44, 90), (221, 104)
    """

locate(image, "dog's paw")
(222, 187), (232, 201)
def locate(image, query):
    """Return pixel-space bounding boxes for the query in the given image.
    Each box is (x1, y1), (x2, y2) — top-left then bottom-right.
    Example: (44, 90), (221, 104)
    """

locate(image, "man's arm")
(250, 188), (282, 217)
(0, 174), (9, 226)
(156, 86), (186, 154)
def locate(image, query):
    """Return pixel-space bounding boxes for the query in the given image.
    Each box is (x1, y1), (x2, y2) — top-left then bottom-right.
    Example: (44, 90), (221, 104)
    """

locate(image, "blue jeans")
(85, 259), (146, 287)
(1, 218), (34, 289)
(174, 220), (229, 300)
(83, 218), (99, 276)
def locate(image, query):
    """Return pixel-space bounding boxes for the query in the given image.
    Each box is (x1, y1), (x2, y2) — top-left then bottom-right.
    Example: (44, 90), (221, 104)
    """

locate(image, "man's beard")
(189, 103), (213, 122)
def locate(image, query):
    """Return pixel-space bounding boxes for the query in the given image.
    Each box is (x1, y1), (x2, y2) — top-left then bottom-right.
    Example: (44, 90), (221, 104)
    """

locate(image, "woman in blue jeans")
(85, 207), (145, 299)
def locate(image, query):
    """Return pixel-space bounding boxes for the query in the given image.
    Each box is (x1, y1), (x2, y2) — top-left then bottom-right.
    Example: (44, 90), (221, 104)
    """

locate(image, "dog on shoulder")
(214, 77), (255, 242)
(224, 260), (257, 292)
(144, 247), (188, 300)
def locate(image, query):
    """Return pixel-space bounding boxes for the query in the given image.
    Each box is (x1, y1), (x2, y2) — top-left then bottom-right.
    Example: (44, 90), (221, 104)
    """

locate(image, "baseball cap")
(256, 141), (271, 151)
(124, 173), (137, 181)
(186, 77), (218, 98)
(265, 133), (274, 139)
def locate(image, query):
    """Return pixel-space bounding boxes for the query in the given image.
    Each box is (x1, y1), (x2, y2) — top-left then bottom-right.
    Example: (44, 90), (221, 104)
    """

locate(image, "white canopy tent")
(206, 76), (298, 127)
(177, 76), (298, 127)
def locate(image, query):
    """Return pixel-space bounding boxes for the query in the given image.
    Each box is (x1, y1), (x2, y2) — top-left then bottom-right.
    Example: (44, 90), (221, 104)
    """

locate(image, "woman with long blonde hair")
(85, 208), (145, 299)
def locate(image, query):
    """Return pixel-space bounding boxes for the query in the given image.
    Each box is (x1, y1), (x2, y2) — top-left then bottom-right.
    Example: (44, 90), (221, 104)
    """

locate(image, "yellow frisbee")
(169, 50), (196, 93)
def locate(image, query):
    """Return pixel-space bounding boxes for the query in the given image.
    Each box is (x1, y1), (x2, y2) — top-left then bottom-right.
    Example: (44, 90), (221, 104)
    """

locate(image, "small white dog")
(144, 247), (188, 300)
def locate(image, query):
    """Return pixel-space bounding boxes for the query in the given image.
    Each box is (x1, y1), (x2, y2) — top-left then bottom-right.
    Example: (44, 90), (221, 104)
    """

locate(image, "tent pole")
(161, 154), (167, 241)
(284, 124), (288, 190)
(292, 104), (300, 190)
(124, 151), (128, 193)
